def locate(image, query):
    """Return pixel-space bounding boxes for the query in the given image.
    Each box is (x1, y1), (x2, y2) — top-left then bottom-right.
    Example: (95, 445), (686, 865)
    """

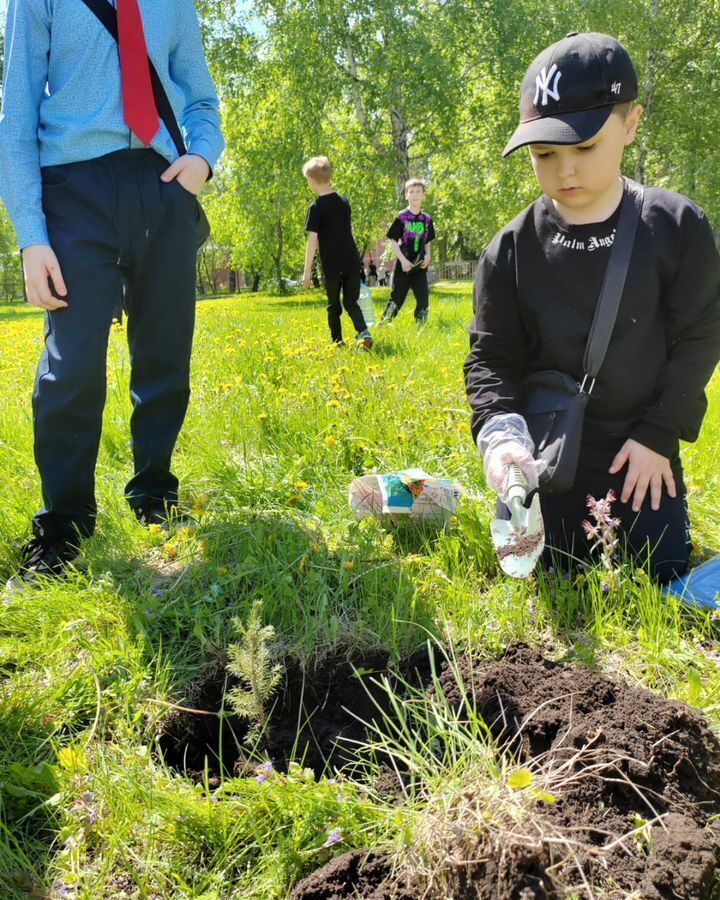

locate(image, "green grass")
(0, 282), (718, 897)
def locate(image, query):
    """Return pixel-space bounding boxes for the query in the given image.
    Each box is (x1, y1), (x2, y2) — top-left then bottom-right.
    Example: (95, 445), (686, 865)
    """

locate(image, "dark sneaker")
(379, 301), (398, 324)
(5, 538), (79, 593)
(356, 330), (373, 351)
(135, 501), (196, 532)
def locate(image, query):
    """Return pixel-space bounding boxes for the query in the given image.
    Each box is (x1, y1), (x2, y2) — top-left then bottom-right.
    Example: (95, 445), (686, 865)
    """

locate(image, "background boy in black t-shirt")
(302, 156), (372, 349)
(464, 32), (720, 582)
(380, 179), (436, 324)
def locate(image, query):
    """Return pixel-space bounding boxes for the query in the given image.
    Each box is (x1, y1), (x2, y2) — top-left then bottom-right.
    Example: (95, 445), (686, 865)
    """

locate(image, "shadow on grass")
(101, 509), (437, 693)
(0, 304), (42, 323)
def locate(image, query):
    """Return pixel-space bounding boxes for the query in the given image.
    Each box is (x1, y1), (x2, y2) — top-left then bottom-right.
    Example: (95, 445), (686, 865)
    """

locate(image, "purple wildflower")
(583, 491), (621, 574)
(601, 580), (611, 593)
(254, 761), (274, 784)
(323, 827), (343, 847)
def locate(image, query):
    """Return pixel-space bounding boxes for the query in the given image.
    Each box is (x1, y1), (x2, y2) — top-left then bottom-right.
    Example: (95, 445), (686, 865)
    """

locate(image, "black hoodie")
(464, 184), (720, 466)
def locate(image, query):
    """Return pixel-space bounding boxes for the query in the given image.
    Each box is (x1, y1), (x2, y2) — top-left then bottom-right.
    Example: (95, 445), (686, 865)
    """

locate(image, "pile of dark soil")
(289, 850), (416, 900)
(435, 644), (720, 898)
(290, 646), (720, 899)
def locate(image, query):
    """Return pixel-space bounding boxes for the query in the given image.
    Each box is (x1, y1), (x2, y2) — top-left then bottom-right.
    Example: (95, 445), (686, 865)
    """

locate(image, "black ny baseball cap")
(503, 32), (638, 157)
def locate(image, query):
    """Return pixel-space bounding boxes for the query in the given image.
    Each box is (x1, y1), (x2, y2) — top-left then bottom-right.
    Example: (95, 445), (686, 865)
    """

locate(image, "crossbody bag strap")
(580, 177), (644, 391)
(78, 0), (187, 158)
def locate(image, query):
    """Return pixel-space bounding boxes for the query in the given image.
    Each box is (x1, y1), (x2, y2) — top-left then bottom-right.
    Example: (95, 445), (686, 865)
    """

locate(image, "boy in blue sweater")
(0, 0), (224, 588)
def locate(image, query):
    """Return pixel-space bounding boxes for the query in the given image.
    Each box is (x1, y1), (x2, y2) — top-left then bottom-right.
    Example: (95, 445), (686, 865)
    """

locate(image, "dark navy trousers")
(33, 149), (200, 542)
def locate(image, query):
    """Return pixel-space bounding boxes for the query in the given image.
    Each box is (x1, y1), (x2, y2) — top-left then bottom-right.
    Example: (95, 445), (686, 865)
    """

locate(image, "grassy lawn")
(0, 282), (718, 898)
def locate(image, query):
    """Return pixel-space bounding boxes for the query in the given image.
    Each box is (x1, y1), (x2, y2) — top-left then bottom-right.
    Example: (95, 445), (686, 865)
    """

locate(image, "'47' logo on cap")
(534, 64), (562, 106)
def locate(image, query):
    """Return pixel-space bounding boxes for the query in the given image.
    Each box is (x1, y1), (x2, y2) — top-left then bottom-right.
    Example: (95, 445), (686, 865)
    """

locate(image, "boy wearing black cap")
(464, 32), (720, 581)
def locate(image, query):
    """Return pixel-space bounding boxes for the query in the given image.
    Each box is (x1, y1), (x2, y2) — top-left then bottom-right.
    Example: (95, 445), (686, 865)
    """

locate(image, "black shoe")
(379, 300), (398, 324)
(134, 501), (195, 532)
(6, 537), (79, 593)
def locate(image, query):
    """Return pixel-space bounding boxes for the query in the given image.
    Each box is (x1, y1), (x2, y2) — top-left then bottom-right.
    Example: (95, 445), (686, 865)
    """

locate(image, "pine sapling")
(226, 600), (282, 745)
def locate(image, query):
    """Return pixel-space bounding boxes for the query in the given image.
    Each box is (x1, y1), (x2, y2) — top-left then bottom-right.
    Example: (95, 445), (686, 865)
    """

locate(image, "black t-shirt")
(305, 192), (360, 277)
(387, 209), (436, 264)
(464, 183), (720, 463)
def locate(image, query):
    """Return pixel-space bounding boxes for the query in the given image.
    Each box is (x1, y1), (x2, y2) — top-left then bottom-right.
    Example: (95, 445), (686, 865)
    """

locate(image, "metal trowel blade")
(490, 493), (545, 579)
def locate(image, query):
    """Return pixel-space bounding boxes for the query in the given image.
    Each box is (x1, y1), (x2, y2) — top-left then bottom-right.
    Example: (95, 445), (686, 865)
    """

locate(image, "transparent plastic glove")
(478, 414), (543, 504)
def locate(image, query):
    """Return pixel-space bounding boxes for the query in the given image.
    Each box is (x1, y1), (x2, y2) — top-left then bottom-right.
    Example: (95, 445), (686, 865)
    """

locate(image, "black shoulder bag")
(79, 0), (211, 248)
(521, 178), (644, 495)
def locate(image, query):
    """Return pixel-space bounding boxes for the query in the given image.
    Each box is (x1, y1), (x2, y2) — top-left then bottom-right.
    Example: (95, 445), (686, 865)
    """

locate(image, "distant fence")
(1, 279), (24, 303)
(434, 260), (478, 281)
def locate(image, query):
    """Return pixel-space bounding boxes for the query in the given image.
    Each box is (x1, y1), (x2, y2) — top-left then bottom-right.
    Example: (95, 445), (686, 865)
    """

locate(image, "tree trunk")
(635, 0), (659, 185)
(344, 31), (409, 202)
(273, 216), (284, 293)
(252, 273), (261, 293)
(390, 83), (410, 201)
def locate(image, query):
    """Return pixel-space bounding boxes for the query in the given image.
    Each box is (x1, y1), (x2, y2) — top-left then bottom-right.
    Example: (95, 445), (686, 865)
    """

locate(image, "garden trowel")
(490, 465), (545, 579)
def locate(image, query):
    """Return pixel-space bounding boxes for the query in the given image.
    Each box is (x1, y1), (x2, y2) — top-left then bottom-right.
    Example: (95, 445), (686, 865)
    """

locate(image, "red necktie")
(117, 0), (160, 146)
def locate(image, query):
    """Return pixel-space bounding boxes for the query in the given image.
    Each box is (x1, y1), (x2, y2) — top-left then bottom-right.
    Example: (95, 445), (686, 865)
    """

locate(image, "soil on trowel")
(156, 648), (435, 780)
(289, 644), (720, 900)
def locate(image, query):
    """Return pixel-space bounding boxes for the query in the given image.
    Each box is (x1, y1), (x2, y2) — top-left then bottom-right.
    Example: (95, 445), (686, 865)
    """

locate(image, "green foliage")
(226, 600), (282, 743)
(199, 0), (720, 277)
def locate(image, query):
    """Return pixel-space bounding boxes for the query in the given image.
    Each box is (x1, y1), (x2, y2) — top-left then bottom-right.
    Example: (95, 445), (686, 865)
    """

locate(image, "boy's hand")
(609, 439), (677, 512)
(484, 439), (539, 503)
(22, 245), (68, 310)
(420, 257), (430, 270)
(161, 154), (210, 196)
(303, 275), (313, 290)
(401, 259), (413, 273)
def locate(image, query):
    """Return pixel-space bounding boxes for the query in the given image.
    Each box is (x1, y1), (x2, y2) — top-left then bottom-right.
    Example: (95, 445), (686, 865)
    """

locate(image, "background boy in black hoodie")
(464, 32), (720, 582)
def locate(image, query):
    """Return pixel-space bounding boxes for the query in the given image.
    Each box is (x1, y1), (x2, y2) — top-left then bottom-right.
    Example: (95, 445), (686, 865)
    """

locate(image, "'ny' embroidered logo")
(534, 64), (562, 106)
